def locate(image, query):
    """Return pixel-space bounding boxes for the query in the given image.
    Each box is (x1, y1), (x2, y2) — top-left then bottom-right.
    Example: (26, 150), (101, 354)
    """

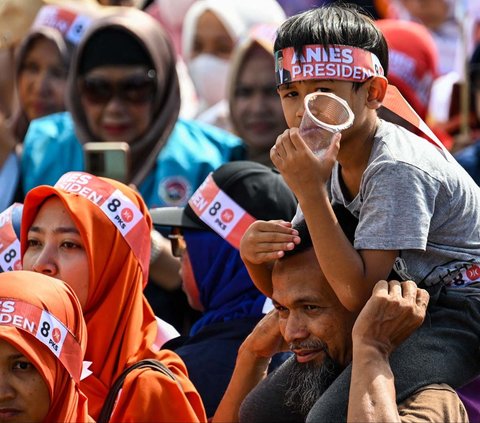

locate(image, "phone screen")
(83, 142), (130, 183)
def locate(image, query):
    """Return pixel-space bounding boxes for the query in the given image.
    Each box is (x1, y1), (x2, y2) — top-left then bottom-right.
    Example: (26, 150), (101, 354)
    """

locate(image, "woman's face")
(231, 46), (287, 153)
(23, 197), (90, 309)
(192, 10), (234, 59)
(79, 65), (155, 144)
(17, 37), (67, 121)
(0, 339), (50, 423)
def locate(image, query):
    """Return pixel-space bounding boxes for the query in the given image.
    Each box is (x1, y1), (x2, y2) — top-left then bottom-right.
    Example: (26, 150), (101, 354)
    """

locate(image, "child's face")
(277, 79), (359, 130)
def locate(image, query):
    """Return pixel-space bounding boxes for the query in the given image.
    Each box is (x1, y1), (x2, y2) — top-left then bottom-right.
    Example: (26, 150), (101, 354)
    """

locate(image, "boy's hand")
(270, 128), (340, 196)
(240, 220), (300, 265)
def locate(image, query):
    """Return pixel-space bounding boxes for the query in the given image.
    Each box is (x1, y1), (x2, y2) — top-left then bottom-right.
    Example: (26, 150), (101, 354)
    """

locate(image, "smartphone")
(83, 142), (131, 183)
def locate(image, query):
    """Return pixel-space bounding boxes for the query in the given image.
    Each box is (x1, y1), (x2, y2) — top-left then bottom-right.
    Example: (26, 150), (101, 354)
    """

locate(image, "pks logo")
(121, 207), (134, 223)
(466, 264), (480, 281)
(52, 327), (62, 344)
(221, 209), (234, 223)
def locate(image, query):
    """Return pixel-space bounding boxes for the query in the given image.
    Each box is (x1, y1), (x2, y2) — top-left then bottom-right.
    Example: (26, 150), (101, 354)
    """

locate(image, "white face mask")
(188, 54), (231, 110)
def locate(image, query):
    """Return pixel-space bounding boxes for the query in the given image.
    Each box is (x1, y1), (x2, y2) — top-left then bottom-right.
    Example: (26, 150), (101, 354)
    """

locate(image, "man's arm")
(347, 280), (429, 423)
(212, 310), (288, 423)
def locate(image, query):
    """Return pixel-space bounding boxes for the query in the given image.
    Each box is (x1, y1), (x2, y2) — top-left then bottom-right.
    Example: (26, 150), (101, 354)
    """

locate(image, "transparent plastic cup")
(299, 92), (354, 156)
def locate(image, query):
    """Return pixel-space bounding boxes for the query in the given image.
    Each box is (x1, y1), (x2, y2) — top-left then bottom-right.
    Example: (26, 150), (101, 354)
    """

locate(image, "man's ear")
(366, 76), (388, 110)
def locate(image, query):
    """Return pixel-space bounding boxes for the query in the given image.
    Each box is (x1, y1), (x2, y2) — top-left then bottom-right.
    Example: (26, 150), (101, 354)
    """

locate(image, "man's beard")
(284, 340), (342, 417)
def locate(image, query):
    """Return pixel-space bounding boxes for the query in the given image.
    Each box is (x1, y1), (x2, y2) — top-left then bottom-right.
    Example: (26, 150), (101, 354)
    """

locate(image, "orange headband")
(0, 298), (83, 382)
(275, 44), (384, 85)
(188, 174), (255, 249)
(33, 4), (93, 46)
(275, 44), (449, 156)
(0, 203), (22, 272)
(55, 172), (150, 279)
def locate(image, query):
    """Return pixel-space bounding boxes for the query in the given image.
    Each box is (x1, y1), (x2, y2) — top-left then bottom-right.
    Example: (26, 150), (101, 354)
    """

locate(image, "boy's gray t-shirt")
(330, 119), (480, 289)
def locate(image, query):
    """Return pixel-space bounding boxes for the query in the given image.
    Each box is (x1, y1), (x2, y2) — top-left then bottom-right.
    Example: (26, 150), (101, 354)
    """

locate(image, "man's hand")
(239, 309), (289, 360)
(240, 220), (300, 265)
(352, 280), (429, 356)
(348, 280), (429, 423)
(213, 310), (288, 423)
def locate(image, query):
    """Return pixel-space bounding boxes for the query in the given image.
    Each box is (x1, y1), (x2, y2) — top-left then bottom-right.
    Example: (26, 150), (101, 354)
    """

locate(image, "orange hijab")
(21, 172), (206, 422)
(0, 270), (92, 423)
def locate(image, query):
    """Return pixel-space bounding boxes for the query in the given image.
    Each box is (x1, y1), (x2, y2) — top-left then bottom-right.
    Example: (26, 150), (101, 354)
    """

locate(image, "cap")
(150, 161), (297, 245)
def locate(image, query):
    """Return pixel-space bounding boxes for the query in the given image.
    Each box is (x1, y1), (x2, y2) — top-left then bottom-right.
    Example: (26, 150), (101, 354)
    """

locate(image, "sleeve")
(354, 161), (442, 251)
(398, 384), (469, 423)
(110, 366), (207, 423)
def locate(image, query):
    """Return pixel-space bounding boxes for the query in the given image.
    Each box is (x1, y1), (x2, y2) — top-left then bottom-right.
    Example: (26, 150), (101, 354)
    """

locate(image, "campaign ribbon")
(0, 298), (83, 383)
(33, 4), (93, 46)
(275, 44), (449, 157)
(275, 44), (384, 86)
(0, 203), (22, 273)
(55, 172), (150, 279)
(188, 174), (256, 249)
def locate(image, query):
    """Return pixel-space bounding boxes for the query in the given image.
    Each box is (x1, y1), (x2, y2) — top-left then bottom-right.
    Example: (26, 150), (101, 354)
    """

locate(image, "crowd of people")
(0, 0), (480, 422)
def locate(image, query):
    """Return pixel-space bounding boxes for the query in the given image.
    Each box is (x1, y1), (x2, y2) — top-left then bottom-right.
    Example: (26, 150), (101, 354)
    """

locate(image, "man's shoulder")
(398, 383), (469, 423)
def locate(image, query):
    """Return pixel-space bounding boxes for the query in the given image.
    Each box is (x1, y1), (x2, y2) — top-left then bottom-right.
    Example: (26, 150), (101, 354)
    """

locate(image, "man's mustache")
(289, 339), (327, 352)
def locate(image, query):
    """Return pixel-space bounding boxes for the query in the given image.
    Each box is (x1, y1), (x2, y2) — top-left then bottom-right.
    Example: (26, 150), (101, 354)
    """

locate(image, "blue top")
(454, 140), (480, 186)
(21, 111), (245, 207)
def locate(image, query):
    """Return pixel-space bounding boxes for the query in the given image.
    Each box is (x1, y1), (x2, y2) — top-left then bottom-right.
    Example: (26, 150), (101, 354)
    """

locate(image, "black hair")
(284, 204), (358, 258)
(274, 3), (389, 91)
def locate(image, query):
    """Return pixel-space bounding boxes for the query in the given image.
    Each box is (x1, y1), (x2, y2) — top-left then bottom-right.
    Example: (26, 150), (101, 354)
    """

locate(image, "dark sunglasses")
(168, 228), (186, 258)
(79, 70), (156, 104)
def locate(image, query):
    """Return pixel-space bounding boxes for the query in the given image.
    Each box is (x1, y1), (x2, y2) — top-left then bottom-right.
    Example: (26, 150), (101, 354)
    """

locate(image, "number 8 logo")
(40, 321), (51, 337)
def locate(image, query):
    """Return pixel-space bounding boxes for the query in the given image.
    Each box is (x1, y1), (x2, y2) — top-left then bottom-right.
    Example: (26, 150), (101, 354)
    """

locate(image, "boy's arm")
(348, 280), (429, 423)
(212, 310), (288, 423)
(272, 130), (398, 312)
(301, 185), (398, 311)
(240, 220), (300, 297)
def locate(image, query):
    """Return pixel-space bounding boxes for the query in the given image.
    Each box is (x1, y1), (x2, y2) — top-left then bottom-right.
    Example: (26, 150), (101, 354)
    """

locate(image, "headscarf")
(227, 23), (286, 160)
(13, 0), (101, 143)
(184, 230), (267, 335)
(182, 0), (286, 62)
(0, 270), (92, 423)
(67, 7), (181, 187)
(21, 172), (206, 422)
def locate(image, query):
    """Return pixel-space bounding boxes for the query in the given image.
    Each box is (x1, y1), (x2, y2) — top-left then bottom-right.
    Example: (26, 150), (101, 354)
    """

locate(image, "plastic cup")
(299, 92), (354, 156)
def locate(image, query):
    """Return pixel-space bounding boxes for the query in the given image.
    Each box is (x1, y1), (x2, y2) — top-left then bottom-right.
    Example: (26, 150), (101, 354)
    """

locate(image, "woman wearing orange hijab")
(0, 270), (92, 423)
(20, 171), (206, 422)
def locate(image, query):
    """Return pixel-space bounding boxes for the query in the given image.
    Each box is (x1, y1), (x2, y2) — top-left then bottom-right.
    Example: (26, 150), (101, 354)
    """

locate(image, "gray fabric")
(331, 119), (480, 289)
(239, 356), (305, 423)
